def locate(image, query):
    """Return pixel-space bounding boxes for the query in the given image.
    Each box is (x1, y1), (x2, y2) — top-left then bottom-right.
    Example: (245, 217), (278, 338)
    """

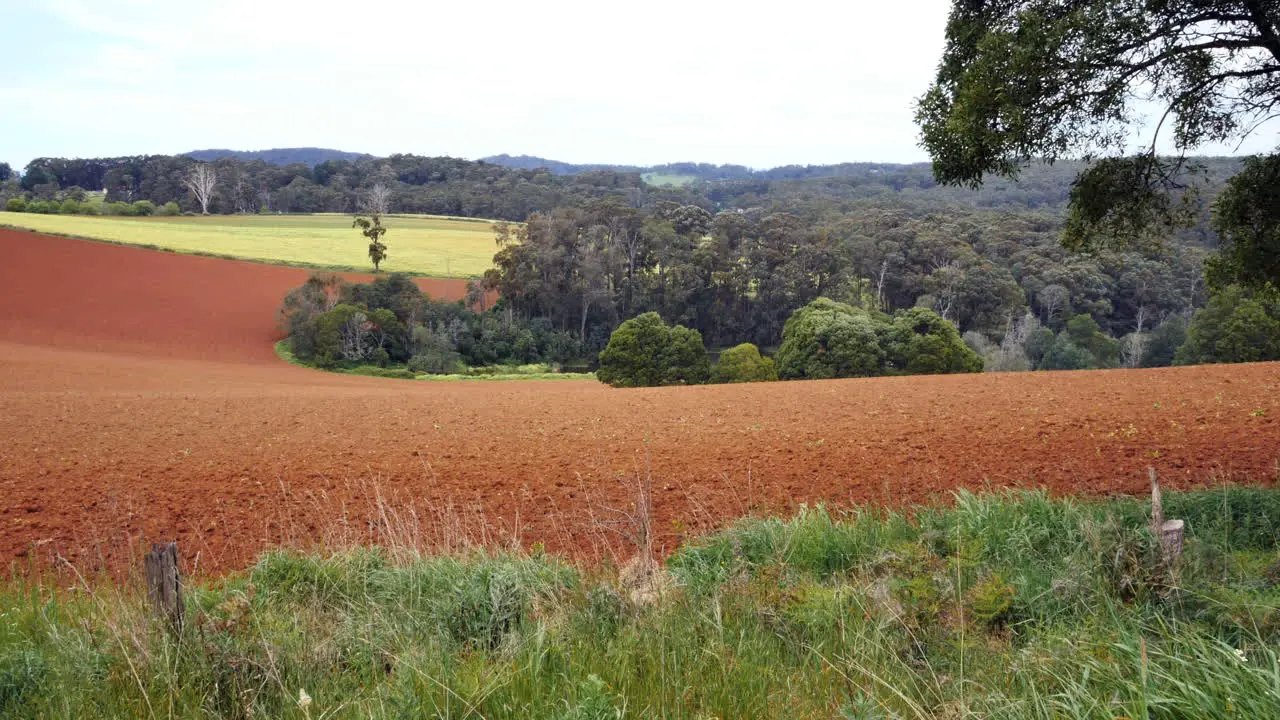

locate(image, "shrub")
(1025, 326), (1056, 367)
(408, 347), (464, 375)
(1039, 335), (1094, 370)
(597, 312), (709, 387)
(131, 200), (156, 216)
(156, 201), (181, 217)
(25, 201), (51, 214)
(1063, 313), (1120, 367)
(775, 298), (885, 379)
(1175, 286), (1280, 365)
(58, 199), (80, 214)
(710, 343), (777, 383)
(79, 203), (99, 216)
(1141, 315), (1188, 367)
(887, 306), (983, 374)
(777, 299), (977, 379)
(5, 197), (26, 212)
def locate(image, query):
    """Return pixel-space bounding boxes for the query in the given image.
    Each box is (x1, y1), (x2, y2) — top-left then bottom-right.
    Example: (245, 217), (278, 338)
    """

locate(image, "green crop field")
(0, 212), (502, 277)
(641, 172), (698, 187)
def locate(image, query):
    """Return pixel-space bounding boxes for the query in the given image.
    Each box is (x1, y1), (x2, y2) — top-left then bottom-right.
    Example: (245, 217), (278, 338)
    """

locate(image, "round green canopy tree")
(710, 343), (779, 384)
(887, 307), (984, 374)
(776, 298), (886, 380)
(1174, 286), (1280, 365)
(597, 312), (710, 387)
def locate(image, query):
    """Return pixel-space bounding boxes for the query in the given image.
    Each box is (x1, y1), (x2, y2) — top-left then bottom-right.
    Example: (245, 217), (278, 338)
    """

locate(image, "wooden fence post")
(144, 542), (183, 632)
(1148, 467), (1185, 563)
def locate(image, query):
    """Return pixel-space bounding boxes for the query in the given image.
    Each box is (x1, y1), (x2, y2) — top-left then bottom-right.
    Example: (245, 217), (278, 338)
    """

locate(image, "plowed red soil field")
(1, 228), (1277, 574)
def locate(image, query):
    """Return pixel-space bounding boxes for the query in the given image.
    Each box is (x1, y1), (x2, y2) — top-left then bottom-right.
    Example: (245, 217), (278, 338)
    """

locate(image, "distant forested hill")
(479, 154), (645, 175)
(185, 148), (375, 167)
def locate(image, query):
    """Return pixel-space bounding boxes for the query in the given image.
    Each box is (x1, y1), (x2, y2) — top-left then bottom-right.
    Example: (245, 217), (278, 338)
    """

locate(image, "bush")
(1039, 335), (1094, 370)
(79, 203), (99, 216)
(1175, 286), (1280, 365)
(776, 299), (977, 379)
(597, 312), (709, 387)
(131, 200), (156, 216)
(156, 201), (181, 217)
(25, 201), (51, 214)
(5, 197), (25, 213)
(1063, 314), (1120, 367)
(104, 201), (135, 216)
(408, 348), (464, 375)
(775, 298), (885, 379)
(710, 343), (778, 383)
(887, 307), (983, 374)
(58, 199), (80, 214)
(1141, 315), (1188, 367)
(1025, 326), (1056, 367)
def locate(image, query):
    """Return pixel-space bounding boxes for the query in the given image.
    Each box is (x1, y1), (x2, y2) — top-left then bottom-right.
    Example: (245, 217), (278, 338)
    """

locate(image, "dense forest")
(3, 151), (1274, 375)
(185, 147), (374, 166)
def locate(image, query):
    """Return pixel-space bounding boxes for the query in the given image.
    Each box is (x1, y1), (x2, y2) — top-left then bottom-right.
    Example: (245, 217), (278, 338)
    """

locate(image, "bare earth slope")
(0, 229), (1277, 572)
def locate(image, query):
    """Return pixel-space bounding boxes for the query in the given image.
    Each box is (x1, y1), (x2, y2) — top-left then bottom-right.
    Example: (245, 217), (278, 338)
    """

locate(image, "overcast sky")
(2, 0), (1276, 172)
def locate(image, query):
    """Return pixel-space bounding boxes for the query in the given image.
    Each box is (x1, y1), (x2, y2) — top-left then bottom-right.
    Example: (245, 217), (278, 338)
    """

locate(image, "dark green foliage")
(777, 299), (978, 379)
(1024, 326), (1056, 367)
(596, 312), (709, 387)
(312, 304), (369, 366)
(131, 200), (155, 216)
(916, 0), (1280, 258)
(25, 201), (52, 214)
(775, 299), (884, 379)
(1208, 154), (1280, 292)
(57, 199), (79, 214)
(352, 213), (388, 271)
(887, 306), (983, 374)
(1062, 313), (1119, 368)
(5, 197), (25, 212)
(1039, 336), (1094, 371)
(156, 201), (181, 217)
(1175, 286), (1280, 365)
(709, 343), (778, 384)
(408, 327), (465, 375)
(282, 273), (594, 375)
(1141, 315), (1189, 368)
(278, 272), (347, 361)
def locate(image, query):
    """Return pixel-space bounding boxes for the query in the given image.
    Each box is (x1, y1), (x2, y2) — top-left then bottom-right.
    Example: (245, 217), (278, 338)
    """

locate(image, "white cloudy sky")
(1, 0), (1275, 171)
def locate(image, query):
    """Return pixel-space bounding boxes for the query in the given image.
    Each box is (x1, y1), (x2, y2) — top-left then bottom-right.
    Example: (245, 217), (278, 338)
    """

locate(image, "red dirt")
(1, 228), (1278, 574)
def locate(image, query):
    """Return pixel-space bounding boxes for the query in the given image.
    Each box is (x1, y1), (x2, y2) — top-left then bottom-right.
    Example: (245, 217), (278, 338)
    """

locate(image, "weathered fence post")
(144, 542), (183, 632)
(1148, 467), (1185, 563)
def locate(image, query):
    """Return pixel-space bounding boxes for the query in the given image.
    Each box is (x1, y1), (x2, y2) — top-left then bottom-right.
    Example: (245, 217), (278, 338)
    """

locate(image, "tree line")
(4, 146), (1276, 375)
(479, 198), (1235, 370)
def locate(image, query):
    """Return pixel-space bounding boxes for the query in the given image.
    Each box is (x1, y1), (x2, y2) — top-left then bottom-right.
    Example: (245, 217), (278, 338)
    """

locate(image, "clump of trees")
(775, 298), (981, 379)
(596, 313), (710, 388)
(1175, 287), (1280, 366)
(597, 301), (978, 388)
(280, 273), (591, 372)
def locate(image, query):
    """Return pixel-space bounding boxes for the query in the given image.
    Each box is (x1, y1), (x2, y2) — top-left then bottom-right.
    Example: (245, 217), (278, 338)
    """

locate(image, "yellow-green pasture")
(0, 212), (505, 277)
(641, 172), (698, 187)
